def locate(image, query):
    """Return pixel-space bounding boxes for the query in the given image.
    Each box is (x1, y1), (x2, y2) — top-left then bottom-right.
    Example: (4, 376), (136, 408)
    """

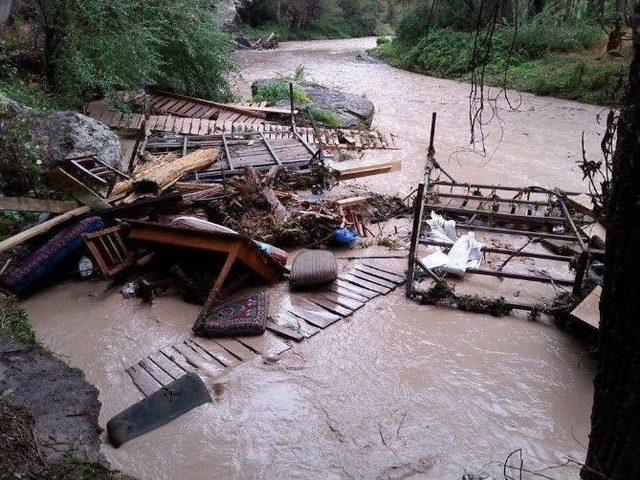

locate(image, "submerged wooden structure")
(126, 259), (406, 397)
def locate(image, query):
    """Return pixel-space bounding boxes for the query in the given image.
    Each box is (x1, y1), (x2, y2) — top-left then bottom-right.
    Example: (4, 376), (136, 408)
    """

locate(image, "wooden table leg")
(193, 245), (239, 333)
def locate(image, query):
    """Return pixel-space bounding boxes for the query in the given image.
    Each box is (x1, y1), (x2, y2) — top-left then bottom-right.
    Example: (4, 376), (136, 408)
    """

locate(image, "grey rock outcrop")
(32, 110), (122, 169)
(0, 96), (121, 169)
(252, 79), (375, 128)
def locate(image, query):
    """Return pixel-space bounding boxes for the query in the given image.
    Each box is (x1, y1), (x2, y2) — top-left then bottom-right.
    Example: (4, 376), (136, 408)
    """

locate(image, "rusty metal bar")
(430, 192), (552, 207)
(419, 239), (574, 262)
(431, 181), (583, 197)
(556, 190), (588, 252)
(453, 223), (585, 242)
(424, 203), (567, 226)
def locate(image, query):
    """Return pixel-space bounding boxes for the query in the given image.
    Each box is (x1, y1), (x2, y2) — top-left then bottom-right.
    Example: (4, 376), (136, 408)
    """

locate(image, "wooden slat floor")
(127, 258), (406, 397)
(86, 105), (400, 151)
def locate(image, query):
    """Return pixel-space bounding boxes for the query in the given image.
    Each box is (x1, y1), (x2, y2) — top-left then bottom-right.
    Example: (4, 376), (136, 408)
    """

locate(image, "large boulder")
(0, 96), (121, 169)
(32, 110), (122, 169)
(251, 79), (375, 129)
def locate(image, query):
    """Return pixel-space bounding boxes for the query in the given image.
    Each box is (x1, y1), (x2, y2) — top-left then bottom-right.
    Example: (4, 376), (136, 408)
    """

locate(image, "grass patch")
(0, 294), (37, 346)
(304, 106), (341, 128)
(0, 401), (132, 479)
(254, 82), (310, 105)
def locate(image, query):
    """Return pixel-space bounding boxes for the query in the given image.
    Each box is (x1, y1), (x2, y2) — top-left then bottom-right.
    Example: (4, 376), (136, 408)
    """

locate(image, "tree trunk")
(0, 0), (13, 31)
(582, 4), (640, 480)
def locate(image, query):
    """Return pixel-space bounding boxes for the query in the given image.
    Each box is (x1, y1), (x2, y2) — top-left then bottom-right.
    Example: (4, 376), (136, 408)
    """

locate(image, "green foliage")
(376, 3), (622, 105)
(239, 0), (404, 40)
(0, 42), (56, 109)
(35, 0), (235, 107)
(305, 106), (341, 128)
(254, 83), (310, 105)
(0, 295), (37, 346)
(0, 109), (46, 197)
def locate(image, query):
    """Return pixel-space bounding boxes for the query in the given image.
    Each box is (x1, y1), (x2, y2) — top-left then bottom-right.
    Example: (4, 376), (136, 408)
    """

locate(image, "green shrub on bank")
(0, 295), (37, 346)
(376, 4), (623, 105)
(22, 0), (235, 107)
(239, 0), (399, 40)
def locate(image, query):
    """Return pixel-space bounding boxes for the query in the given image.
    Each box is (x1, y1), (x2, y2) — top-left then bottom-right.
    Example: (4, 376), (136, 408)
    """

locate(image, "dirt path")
(19, 38), (601, 479)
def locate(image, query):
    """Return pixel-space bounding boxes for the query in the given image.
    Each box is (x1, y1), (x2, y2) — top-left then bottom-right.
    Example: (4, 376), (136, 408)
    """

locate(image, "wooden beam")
(0, 197), (79, 214)
(333, 161), (401, 181)
(0, 206), (91, 253)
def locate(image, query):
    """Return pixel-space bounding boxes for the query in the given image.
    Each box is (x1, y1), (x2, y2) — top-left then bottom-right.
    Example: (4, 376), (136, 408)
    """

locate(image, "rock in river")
(251, 79), (375, 129)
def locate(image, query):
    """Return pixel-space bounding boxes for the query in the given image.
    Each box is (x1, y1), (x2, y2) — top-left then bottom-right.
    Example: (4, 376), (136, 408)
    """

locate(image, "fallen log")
(112, 148), (221, 202)
(243, 167), (289, 225)
(0, 197), (79, 214)
(0, 206), (91, 253)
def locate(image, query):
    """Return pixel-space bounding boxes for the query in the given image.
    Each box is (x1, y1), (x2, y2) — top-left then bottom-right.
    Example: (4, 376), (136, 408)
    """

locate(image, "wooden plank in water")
(339, 274), (390, 295)
(288, 304), (341, 329)
(235, 331), (291, 356)
(276, 312), (321, 339)
(315, 291), (364, 311)
(189, 338), (240, 368)
(139, 358), (174, 386)
(172, 342), (225, 376)
(307, 295), (352, 316)
(160, 346), (200, 376)
(213, 338), (256, 361)
(360, 259), (406, 276)
(348, 270), (396, 289)
(333, 279), (378, 299)
(266, 321), (305, 342)
(571, 286), (601, 330)
(354, 265), (405, 284)
(127, 365), (163, 396)
(149, 352), (187, 380)
(328, 284), (369, 303)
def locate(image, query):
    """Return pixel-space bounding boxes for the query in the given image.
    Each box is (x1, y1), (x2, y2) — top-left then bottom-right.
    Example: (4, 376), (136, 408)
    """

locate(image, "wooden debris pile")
(205, 167), (343, 247)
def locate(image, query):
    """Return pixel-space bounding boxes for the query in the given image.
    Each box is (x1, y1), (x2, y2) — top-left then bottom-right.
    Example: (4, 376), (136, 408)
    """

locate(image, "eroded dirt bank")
(21, 37), (603, 479)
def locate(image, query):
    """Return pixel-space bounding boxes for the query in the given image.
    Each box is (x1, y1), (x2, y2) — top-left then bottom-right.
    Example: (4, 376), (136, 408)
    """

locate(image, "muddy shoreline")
(18, 37), (601, 479)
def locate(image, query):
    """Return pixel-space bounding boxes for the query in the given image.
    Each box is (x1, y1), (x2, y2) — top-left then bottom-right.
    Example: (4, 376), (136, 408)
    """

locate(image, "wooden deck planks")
(127, 365), (163, 396)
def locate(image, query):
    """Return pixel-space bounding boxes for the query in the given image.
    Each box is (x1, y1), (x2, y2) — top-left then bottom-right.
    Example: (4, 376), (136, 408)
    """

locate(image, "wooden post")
(289, 82), (296, 131)
(193, 244), (240, 333)
(406, 182), (426, 298)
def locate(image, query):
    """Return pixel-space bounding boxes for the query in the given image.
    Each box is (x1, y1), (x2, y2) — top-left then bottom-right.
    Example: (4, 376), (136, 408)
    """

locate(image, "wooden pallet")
(127, 259), (406, 397)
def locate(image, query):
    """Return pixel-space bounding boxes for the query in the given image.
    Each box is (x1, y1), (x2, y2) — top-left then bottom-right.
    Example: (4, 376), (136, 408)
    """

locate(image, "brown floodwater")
(23, 37), (603, 479)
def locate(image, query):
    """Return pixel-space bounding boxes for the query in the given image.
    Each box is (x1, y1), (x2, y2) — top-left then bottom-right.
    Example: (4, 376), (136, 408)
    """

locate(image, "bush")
(376, 3), (617, 105)
(254, 83), (311, 105)
(33, 0), (235, 106)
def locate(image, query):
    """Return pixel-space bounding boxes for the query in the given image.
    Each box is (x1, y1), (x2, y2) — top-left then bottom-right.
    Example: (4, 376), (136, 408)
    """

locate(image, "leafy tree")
(31, 0), (235, 106)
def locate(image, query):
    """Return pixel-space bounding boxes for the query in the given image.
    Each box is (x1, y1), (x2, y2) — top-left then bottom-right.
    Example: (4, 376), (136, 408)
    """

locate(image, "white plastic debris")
(424, 212), (458, 244)
(421, 212), (484, 277)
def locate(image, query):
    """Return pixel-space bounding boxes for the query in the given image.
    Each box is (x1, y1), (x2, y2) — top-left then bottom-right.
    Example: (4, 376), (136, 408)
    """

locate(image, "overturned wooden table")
(126, 221), (286, 331)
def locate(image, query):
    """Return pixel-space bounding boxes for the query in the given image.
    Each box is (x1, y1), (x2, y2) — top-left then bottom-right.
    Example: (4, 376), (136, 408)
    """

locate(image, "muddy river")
(24, 37), (603, 479)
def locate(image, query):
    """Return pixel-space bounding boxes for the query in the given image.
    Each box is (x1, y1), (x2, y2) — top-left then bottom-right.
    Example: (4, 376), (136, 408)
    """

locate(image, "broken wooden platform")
(87, 106), (399, 151)
(127, 258), (406, 397)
